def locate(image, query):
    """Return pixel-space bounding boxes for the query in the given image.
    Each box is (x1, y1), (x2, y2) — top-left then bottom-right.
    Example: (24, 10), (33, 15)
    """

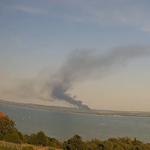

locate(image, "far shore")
(1, 99), (150, 118)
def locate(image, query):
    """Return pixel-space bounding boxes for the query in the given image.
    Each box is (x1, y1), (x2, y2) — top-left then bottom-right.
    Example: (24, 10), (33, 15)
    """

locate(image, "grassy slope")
(22, 143), (63, 150)
(0, 141), (63, 150)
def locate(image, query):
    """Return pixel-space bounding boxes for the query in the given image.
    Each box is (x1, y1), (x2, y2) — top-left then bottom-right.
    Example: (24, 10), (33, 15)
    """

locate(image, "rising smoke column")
(1, 45), (150, 109)
(49, 45), (150, 110)
(51, 80), (90, 110)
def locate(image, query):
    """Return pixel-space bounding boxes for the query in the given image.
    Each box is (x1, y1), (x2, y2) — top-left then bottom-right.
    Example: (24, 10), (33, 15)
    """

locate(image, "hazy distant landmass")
(0, 99), (150, 117)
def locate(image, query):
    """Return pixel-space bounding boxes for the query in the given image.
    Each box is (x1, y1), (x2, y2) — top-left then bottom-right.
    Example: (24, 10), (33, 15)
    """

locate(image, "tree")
(0, 116), (17, 135)
(0, 133), (4, 140)
(4, 133), (19, 143)
(47, 137), (62, 148)
(17, 131), (24, 142)
(63, 134), (87, 150)
(37, 131), (47, 146)
(29, 133), (38, 145)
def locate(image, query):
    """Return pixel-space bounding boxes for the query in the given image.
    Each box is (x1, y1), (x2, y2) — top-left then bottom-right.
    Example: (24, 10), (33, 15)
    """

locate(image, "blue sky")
(0, 0), (150, 111)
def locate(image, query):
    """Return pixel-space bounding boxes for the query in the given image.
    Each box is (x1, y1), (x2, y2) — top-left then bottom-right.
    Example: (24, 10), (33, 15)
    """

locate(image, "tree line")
(1, 115), (150, 150)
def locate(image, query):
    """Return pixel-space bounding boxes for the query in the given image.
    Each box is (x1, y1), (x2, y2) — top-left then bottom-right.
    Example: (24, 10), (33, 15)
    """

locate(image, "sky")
(0, 0), (150, 111)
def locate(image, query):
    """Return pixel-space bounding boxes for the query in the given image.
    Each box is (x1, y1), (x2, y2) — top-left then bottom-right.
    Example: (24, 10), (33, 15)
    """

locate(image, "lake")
(0, 103), (150, 142)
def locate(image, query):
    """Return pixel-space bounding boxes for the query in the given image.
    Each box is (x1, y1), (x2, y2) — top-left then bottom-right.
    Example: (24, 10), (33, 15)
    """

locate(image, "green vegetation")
(0, 116), (17, 135)
(0, 116), (19, 143)
(1, 115), (150, 149)
(0, 146), (17, 150)
(62, 135), (150, 150)
(4, 133), (19, 143)
(37, 131), (47, 146)
(0, 145), (34, 150)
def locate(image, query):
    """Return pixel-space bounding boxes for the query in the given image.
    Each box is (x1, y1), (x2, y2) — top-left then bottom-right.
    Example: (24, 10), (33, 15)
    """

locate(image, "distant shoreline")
(1, 99), (150, 118)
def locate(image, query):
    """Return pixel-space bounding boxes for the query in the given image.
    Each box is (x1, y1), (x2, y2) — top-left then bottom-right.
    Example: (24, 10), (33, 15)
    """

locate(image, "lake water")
(0, 103), (150, 142)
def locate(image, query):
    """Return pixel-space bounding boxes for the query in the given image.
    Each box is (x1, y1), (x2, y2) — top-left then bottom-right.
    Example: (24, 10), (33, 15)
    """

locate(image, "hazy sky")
(0, 0), (150, 111)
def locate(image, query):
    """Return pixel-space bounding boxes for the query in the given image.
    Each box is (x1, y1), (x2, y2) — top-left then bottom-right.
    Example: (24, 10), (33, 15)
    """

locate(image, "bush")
(29, 133), (38, 145)
(63, 134), (87, 150)
(22, 146), (34, 150)
(23, 134), (30, 144)
(17, 131), (24, 142)
(0, 133), (4, 140)
(0, 146), (18, 150)
(37, 131), (47, 146)
(47, 137), (62, 148)
(4, 133), (19, 143)
(0, 116), (17, 135)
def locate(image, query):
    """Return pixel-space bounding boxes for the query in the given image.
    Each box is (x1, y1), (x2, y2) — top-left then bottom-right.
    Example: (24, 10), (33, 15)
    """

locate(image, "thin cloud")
(49, 0), (150, 33)
(12, 5), (48, 15)
(1, 0), (150, 32)
(0, 3), (48, 15)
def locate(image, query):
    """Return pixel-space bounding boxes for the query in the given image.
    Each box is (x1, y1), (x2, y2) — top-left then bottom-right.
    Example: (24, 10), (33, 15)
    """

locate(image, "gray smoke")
(1, 45), (149, 110)
(48, 45), (150, 110)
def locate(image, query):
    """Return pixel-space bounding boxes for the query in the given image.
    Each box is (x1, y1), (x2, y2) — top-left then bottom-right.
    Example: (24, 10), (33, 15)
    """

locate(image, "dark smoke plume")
(48, 45), (150, 110)
(2, 45), (149, 110)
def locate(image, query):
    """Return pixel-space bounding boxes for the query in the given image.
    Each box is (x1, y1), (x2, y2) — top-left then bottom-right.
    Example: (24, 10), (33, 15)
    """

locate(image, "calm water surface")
(0, 103), (150, 142)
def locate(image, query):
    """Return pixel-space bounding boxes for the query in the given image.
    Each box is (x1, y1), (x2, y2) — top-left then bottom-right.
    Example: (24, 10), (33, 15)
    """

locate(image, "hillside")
(0, 141), (63, 150)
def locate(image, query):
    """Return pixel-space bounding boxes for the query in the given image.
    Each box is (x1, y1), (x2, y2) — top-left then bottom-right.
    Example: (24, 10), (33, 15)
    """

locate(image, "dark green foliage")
(0, 133), (4, 140)
(118, 137), (132, 145)
(47, 137), (62, 148)
(86, 139), (103, 150)
(0, 146), (18, 150)
(17, 131), (24, 142)
(63, 134), (88, 150)
(29, 133), (38, 145)
(0, 116), (17, 135)
(4, 133), (19, 143)
(48, 148), (56, 150)
(132, 137), (143, 146)
(36, 131), (47, 146)
(23, 134), (30, 144)
(22, 146), (34, 150)
(0, 146), (34, 150)
(84, 137), (150, 150)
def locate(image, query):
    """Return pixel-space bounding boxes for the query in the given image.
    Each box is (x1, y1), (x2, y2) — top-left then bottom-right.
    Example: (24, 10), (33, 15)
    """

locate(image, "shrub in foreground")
(4, 133), (19, 143)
